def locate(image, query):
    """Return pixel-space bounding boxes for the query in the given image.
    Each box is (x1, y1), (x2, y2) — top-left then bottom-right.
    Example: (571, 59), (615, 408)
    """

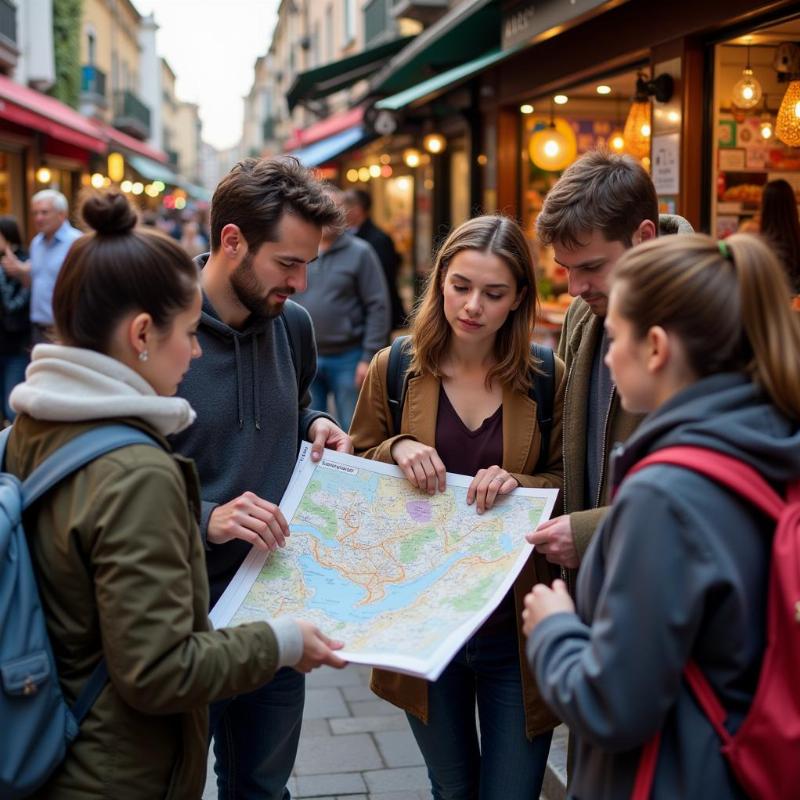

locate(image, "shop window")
(711, 24), (800, 239)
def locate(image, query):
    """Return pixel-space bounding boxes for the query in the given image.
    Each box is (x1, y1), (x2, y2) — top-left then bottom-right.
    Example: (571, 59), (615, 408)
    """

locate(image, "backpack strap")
(12, 424), (161, 726)
(625, 445), (785, 520)
(22, 425), (160, 509)
(279, 300), (311, 392)
(628, 444), (785, 800)
(386, 335), (412, 435)
(530, 344), (555, 473)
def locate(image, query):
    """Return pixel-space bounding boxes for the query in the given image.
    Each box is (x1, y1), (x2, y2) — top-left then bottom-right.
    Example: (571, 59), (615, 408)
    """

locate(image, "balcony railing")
(0, 0), (17, 45)
(81, 65), (106, 100)
(113, 89), (151, 139)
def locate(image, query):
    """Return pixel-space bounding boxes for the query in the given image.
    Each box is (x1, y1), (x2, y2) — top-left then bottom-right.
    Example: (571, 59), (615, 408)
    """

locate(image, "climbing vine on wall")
(50, 0), (83, 109)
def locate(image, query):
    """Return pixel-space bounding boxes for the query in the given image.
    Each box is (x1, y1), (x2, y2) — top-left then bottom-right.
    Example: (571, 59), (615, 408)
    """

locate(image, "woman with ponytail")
(521, 233), (800, 799)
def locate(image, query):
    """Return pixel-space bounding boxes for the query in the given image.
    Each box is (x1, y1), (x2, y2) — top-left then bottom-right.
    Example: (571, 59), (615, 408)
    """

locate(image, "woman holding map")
(523, 233), (800, 799)
(349, 214), (565, 800)
(2, 192), (345, 799)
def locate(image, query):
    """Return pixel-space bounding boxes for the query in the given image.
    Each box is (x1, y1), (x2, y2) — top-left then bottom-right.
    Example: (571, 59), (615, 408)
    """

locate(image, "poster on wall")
(652, 133), (680, 196)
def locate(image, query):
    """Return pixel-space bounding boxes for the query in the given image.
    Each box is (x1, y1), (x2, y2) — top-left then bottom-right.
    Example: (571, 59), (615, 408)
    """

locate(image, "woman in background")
(759, 178), (800, 293)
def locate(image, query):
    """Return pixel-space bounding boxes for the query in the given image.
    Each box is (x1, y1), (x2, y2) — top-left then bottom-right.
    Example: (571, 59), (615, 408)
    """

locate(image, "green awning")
(369, 0), (500, 97)
(375, 47), (517, 111)
(287, 35), (415, 111)
(128, 154), (176, 185)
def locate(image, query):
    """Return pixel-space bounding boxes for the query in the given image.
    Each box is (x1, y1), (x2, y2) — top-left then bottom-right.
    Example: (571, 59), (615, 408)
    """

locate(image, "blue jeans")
(407, 629), (553, 800)
(209, 667), (305, 800)
(310, 347), (362, 431)
(0, 353), (27, 422)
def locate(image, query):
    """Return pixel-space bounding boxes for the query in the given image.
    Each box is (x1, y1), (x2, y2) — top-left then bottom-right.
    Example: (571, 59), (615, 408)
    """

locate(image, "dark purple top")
(435, 385), (515, 634)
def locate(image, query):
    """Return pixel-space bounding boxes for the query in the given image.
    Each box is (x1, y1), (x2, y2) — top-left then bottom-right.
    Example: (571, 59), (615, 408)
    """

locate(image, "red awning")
(284, 106), (364, 152)
(0, 75), (106, 153)
(94, 121), (169, 164)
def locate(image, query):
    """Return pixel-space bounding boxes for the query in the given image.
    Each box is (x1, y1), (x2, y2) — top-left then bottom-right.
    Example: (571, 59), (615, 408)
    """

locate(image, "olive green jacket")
(350, 346), (565, 739)
(557, 298), (644, 561)
(7, 415), (281, 800)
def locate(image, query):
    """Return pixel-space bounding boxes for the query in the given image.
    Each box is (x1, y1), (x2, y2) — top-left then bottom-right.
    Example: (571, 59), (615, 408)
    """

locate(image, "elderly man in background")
(3, 190), (81, 345)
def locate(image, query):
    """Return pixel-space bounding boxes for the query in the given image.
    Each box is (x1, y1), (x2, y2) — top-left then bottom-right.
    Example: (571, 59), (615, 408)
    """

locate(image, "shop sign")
(501, 0), (616, 51)
(652, 132), (680, 196)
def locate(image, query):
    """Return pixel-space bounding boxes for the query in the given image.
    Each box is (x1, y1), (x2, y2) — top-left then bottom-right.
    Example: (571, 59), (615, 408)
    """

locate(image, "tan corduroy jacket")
(349, 345), (566, 739)
(557, 298), (643, 562)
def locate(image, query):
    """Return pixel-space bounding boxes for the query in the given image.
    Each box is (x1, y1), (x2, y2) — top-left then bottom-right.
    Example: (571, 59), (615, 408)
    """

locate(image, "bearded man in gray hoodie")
(171, 157), (351, 800)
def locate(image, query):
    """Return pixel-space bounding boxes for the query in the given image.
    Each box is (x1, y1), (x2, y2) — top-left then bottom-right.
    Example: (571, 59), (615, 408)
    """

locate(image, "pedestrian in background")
(344, 187), (407, 330)
(759, 178), (800, 294)
(294, 184), (390, 430)
(350, 214), (564, 800)
(0, 215), (30, 425)
(524, 233), (800, 799)
(4, 191), (345, 799)
(1, 190), (81, 345)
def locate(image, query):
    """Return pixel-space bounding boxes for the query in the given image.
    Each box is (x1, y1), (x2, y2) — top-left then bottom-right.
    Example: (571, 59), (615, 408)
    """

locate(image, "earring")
(138, 350), (149, 362)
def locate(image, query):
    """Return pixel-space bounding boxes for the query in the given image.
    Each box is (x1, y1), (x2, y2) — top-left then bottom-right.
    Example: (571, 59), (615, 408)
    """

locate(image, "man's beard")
(230, 251), (292, 321)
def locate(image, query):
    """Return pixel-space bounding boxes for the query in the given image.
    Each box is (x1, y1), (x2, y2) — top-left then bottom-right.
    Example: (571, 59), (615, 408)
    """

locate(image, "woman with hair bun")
(4, 192), (345, 799)
(523, 233), (800, 799)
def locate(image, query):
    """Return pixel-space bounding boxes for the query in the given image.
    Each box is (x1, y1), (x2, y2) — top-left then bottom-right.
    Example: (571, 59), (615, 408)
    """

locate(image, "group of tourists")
(2, 147), (798, 800)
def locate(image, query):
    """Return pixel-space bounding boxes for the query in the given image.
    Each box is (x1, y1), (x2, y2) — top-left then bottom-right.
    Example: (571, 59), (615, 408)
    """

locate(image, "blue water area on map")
(292, 523), (340, 548)
(300, 549), (464, 622)
(500, 532), (513, 551)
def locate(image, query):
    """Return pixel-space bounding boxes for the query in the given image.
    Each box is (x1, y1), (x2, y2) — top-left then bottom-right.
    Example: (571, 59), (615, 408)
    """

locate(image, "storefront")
(708, 17), (800, 239)
(0, 74), (107, 238)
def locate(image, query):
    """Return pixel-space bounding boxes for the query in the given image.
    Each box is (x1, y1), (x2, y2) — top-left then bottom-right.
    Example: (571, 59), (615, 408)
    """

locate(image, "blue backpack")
(0, 424), (159, 798)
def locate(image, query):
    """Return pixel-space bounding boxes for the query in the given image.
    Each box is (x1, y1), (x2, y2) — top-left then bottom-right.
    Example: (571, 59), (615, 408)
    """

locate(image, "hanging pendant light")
(623, 76), (651, 161)
(775, 80), (800, 147)
(732, 45), (762, 110)
(529, 103), (573, 172)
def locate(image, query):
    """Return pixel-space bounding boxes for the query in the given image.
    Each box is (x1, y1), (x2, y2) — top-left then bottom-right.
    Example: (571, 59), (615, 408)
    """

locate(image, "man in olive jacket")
(528, 151), (692, 587)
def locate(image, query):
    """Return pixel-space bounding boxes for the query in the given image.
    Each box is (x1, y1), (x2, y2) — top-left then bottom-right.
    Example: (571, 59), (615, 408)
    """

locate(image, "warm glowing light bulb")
(121, 180), (133, 192)
(358, 167), (371, 182)
(543, 138), (560, 158)
(346, 169), (359, 183)
(403, 148), (421, 168)
(760, 121), (773, 139)
(596, 85), (611, 95)
(641, 123), (651, 137)
(35, 167), (51, 183)
(610, 133), (625, 152)
(795, 101), (800, 118)
(368, 164), (381, 178)
(132, 182), (144, 195)
(554, 94), (568, 105)
(90, 173), (105, 189)
(732, 67), (762, 110)
(520, 103), (534, 114)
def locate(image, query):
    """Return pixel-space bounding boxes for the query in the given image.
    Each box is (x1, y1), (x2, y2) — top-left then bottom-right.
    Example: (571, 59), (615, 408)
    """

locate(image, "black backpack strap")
(71, 659), (110, 724)
(530, 344), (556, 473)
(279, 300), (311, 391)
(386, 335), (412, 435)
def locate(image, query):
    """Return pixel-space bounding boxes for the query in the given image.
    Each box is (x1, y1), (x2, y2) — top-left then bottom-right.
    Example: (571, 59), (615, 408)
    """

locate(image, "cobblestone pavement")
(203, 664), (432, 800)
(202, 663), (568, 800)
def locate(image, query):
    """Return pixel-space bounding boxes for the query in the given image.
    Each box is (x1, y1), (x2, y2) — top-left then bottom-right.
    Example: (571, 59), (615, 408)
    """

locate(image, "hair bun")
(82, 191), (137, 236)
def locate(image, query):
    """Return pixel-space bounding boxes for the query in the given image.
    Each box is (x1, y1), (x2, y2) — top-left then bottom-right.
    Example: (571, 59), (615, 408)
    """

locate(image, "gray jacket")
(294, 232), (390, 361)
(528, 373), (800, 799)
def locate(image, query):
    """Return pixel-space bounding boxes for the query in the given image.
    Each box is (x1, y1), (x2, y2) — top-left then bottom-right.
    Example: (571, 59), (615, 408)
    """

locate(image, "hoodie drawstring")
(252, 332), (262, 431)
(233, 335), (244, 429)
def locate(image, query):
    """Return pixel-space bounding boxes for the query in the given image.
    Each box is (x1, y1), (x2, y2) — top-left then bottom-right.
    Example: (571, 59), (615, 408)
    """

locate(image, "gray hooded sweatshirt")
(171, 263), (331, 606)
(528, 372), (800, 799)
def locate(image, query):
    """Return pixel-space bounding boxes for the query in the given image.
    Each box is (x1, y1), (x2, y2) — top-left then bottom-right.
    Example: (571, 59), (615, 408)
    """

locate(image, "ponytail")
(726, 234), (800, 420)
(613, 233), (800, 420)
